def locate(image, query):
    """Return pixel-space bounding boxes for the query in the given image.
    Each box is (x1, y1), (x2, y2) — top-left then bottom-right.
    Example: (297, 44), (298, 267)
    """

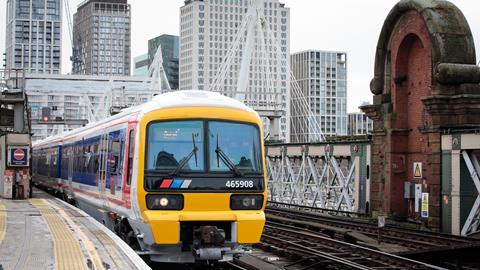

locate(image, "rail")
(266, 206), (480, 251)
(261, 222), (445, 270)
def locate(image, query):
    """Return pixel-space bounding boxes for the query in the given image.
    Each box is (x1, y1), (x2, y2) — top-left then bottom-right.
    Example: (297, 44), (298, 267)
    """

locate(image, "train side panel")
(32, 116), (137, 228)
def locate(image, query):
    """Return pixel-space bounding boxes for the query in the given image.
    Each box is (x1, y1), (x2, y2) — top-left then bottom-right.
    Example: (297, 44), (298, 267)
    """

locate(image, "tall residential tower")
(179, 0), (290, 141)
(5, 0), (62, 74)
(72, 0), (131, 76)
(290, 50), (347, 142)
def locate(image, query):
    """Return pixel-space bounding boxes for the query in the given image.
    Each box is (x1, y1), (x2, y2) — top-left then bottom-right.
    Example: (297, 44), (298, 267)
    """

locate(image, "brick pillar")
(361, 0), (480, 230)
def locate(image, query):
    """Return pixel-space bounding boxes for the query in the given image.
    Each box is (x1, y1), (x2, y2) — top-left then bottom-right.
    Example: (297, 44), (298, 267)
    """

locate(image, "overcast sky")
(0, 0), (479, 112)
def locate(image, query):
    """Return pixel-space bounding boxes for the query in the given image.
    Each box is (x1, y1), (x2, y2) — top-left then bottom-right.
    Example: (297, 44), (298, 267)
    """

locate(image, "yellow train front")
(133, 91), (266, 263)
(31, 91), (266, 263)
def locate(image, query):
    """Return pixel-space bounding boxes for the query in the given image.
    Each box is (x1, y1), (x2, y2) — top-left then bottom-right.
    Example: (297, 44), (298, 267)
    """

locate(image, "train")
(32, 90), (267, 263)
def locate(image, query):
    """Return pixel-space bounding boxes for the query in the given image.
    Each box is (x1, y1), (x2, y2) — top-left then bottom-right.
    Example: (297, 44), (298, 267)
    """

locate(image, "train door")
(65, 146), (74, 196)
(106, 130), (125, 197)
(98, 133), (108, 195)
(123, 126), (135, 208)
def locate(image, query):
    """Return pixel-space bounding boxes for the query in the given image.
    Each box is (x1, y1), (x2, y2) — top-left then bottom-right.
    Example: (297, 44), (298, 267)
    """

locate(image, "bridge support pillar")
(362, 0), (480, 232)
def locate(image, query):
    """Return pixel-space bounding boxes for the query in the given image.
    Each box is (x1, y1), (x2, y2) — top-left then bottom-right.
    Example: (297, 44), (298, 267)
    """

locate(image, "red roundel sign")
(14, 149), (25, 160)
(8, 147), (29, 166)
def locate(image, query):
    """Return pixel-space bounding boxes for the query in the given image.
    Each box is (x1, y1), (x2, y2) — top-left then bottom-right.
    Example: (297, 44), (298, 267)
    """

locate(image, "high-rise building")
(179, 0), (290, 140)
(148, 34), (179, 90)
(72, 0), (131, 76)
(133, 53), (148, 76)
(348, 112), (373, 136)
(290, 50), (347, 142)
(5, 0), (62, 74)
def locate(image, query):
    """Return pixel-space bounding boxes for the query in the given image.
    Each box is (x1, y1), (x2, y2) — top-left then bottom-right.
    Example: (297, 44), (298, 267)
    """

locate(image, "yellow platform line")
(30, 199), (88, 270)
(47, 201), (104, 270)
(0, 200), (6, 244)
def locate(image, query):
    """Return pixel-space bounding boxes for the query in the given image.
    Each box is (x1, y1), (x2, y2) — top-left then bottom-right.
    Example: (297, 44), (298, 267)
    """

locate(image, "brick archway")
(390, 29), (433, 217)
(362, 0), (480, 230)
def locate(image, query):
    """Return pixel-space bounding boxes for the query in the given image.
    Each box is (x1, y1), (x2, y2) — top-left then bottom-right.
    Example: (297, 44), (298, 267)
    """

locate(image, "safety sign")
(421, 192), (429, 218)
(413, 162), (422, 178)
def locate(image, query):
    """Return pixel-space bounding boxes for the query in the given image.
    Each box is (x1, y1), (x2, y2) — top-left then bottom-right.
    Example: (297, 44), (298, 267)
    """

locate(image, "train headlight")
(146, 194), (184, 210)
(230, 194), (263, 210)
(160, 197), (169, 207)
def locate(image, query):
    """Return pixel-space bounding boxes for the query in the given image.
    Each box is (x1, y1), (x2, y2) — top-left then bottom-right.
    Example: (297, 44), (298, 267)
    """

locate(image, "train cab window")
(207, 121), (262, 173)
(146, 121), (204, 171)
(126, 129), (135, 185)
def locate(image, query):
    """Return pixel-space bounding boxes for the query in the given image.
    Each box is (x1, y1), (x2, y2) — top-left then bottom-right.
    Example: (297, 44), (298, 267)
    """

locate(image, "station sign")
(7, 146), (29, 167)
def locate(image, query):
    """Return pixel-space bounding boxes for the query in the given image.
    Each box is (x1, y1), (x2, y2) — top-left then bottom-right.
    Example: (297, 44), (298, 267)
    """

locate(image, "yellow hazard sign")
(413, 162), (422, 178)
(421, 192), (429, 218)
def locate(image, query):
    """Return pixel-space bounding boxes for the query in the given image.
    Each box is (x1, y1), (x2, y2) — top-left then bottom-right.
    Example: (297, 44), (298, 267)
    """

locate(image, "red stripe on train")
(73, 187), (131, 209)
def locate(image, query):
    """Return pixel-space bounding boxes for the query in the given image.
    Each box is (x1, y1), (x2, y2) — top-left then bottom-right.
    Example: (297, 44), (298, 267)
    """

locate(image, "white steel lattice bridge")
(265, 138), (372, 214)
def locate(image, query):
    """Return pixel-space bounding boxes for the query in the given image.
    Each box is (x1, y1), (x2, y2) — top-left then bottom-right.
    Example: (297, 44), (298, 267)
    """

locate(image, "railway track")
(260, 221), (445, 270)
(266, 204), (480, 253)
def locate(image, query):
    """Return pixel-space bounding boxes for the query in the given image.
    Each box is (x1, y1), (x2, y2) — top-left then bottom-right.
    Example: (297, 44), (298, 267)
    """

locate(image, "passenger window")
(110, 138), (121, 175)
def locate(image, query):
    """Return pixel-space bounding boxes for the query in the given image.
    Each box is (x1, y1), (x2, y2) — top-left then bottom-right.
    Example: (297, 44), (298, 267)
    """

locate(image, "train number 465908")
(225, 180), (254, 188)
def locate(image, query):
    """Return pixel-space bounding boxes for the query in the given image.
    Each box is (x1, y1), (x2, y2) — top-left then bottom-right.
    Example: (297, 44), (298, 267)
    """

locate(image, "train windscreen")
(144, 120), (264, 192)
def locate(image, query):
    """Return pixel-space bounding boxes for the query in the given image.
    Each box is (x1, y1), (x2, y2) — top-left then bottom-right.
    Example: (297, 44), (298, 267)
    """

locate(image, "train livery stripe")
(73, 188), (130, 208)
(159, 179), (173, 188)
(170, 179), (183, 189)
(30, 199), (88, 270)
(180, 179), (192, 189)
(0, 200), (6, 244)
(157, 179), (193, 189)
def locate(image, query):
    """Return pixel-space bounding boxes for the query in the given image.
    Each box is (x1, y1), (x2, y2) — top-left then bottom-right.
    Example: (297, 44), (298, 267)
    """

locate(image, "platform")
(0, 189), (150, 270)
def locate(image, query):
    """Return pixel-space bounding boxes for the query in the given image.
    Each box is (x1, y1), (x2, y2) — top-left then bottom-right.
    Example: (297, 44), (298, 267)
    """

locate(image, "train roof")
(33, 90), (258, 147)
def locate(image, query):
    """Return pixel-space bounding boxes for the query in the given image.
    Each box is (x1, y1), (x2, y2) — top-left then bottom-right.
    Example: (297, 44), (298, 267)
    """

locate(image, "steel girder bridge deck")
(265, 139), (371, 214)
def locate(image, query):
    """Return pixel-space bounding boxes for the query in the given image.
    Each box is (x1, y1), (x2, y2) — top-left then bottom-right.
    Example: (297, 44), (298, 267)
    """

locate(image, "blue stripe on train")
(170, 179), (183, 189)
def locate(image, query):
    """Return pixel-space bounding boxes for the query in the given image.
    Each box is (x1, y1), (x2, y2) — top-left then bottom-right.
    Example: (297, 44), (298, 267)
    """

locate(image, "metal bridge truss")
(149, 44), (171, 93)
(290, 73), (325, 143)
(461, 150), (480, 236)
(266, 142), (370, 213)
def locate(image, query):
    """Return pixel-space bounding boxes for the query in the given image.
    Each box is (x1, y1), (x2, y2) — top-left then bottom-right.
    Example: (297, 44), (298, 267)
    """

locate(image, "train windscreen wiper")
(169, 133), (198, 176)
(215, 134), (244, 177)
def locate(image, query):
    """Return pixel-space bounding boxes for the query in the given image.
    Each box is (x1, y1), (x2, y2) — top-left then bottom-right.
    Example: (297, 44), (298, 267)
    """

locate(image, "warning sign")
(421, 192), (429, 218)
(413, 162), (422, 178)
